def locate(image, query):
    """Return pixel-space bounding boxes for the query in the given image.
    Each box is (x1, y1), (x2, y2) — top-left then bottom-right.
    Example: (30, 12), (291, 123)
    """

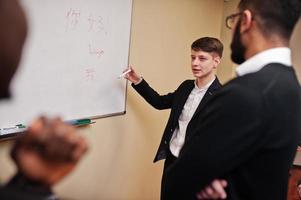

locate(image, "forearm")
(132, 79), (173, 110)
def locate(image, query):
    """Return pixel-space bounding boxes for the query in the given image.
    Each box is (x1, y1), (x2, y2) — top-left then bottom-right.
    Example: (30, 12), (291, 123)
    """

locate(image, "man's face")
(0, 0), (27, 99)
(191, 50), (219, 79)
(230, 16), (246, 64)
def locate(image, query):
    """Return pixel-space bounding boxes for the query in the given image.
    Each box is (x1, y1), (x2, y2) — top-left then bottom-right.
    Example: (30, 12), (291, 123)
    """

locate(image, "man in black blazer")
(125, 37), (224, 198)
(163, 0), (301, 200)
(0, 0), (88, 199)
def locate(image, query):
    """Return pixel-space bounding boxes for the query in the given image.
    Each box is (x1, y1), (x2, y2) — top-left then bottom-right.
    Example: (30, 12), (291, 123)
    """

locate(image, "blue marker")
(66, 119), (92, 126)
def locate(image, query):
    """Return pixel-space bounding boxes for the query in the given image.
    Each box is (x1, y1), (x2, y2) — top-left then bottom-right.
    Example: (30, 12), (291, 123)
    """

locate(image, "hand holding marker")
(118, 68), (132, 79)
(119, 66), (142, 85)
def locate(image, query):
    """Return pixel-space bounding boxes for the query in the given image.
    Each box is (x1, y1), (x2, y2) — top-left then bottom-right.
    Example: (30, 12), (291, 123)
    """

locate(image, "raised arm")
(124, 66), (175, 110)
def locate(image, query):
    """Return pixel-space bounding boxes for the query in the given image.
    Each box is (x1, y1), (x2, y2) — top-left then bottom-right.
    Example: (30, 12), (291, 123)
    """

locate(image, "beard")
(230, 20), (246, 64)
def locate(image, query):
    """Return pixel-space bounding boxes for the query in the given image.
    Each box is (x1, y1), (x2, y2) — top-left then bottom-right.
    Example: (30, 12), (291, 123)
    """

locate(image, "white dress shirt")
(169, 78), (215, 157)
(236, 47), (292, 76)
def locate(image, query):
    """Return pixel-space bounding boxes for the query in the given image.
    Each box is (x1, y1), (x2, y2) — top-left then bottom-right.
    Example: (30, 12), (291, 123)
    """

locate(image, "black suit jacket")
(132, 77), (222, 162)
(0, 173), (55, 200)
(163, 64), (301, 200)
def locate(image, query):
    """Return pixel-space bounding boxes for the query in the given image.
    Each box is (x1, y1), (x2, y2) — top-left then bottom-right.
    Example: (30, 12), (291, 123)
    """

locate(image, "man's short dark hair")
(191, 37), (223, 58)
(238, 0), (301, 39)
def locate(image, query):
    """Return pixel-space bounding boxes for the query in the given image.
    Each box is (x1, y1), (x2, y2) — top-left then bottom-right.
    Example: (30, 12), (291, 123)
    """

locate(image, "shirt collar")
(194, 77), (215, 91)
(236, 47), (292, 76)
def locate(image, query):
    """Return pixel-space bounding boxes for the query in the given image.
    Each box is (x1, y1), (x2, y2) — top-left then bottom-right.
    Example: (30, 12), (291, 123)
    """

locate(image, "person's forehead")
(191, 50), (213, 57)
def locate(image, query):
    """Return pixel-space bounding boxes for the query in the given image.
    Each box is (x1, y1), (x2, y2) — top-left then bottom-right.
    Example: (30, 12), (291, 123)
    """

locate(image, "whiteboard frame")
(0, 0), (133, 140)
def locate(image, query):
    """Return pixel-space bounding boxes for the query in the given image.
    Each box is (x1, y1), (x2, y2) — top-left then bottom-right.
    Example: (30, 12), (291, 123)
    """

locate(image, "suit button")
(170, 128), (173, 132)
(164, 140), (167, 144)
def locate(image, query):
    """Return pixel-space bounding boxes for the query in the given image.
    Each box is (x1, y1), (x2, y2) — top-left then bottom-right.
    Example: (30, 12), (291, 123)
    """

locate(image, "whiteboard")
(0, 0), (132, 128)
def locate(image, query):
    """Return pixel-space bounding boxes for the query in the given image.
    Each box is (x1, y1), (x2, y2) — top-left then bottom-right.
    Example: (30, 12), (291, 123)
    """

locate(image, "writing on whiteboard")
(65, 8), (108, 35)
(65, 8), (80, 30)
(89, 44), (104, 58)
(85, 67), (96, 81)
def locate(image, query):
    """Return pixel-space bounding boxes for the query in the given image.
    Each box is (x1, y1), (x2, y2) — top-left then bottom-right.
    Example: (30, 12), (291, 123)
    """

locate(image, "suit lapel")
(191, 77), (222, 120)
(172, 81), (194, 125)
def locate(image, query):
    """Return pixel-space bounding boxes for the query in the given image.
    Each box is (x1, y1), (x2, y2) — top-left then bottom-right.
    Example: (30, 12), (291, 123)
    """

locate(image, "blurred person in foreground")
(0, 0), (88, 199)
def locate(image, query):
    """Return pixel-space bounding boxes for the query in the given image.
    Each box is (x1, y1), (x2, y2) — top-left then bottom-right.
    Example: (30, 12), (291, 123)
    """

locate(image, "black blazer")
(132, 77), (222, 162)
(163, 64), (301, 200)
(0, 173), (54, 200)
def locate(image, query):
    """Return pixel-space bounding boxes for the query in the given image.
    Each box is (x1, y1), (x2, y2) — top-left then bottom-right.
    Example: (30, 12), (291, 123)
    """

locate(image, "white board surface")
(0, 0), (132, 128)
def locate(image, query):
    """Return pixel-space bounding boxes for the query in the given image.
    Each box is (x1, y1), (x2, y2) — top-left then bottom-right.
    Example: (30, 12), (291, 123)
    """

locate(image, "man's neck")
(196, 74), (215, 88)
(245, 34), (289, 60)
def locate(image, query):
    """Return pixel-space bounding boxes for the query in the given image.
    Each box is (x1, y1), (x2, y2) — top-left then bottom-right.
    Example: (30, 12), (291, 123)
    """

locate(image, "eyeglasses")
(225, 12), (243, 29)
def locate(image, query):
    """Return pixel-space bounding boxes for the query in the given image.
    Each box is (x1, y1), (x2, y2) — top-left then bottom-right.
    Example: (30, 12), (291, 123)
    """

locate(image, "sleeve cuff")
(134, 77), (143, 85)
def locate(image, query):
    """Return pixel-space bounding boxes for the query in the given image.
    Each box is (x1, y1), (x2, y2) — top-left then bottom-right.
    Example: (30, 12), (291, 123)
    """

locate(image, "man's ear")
(240, 9), (253, 33)
(213, 56), (221, 69)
